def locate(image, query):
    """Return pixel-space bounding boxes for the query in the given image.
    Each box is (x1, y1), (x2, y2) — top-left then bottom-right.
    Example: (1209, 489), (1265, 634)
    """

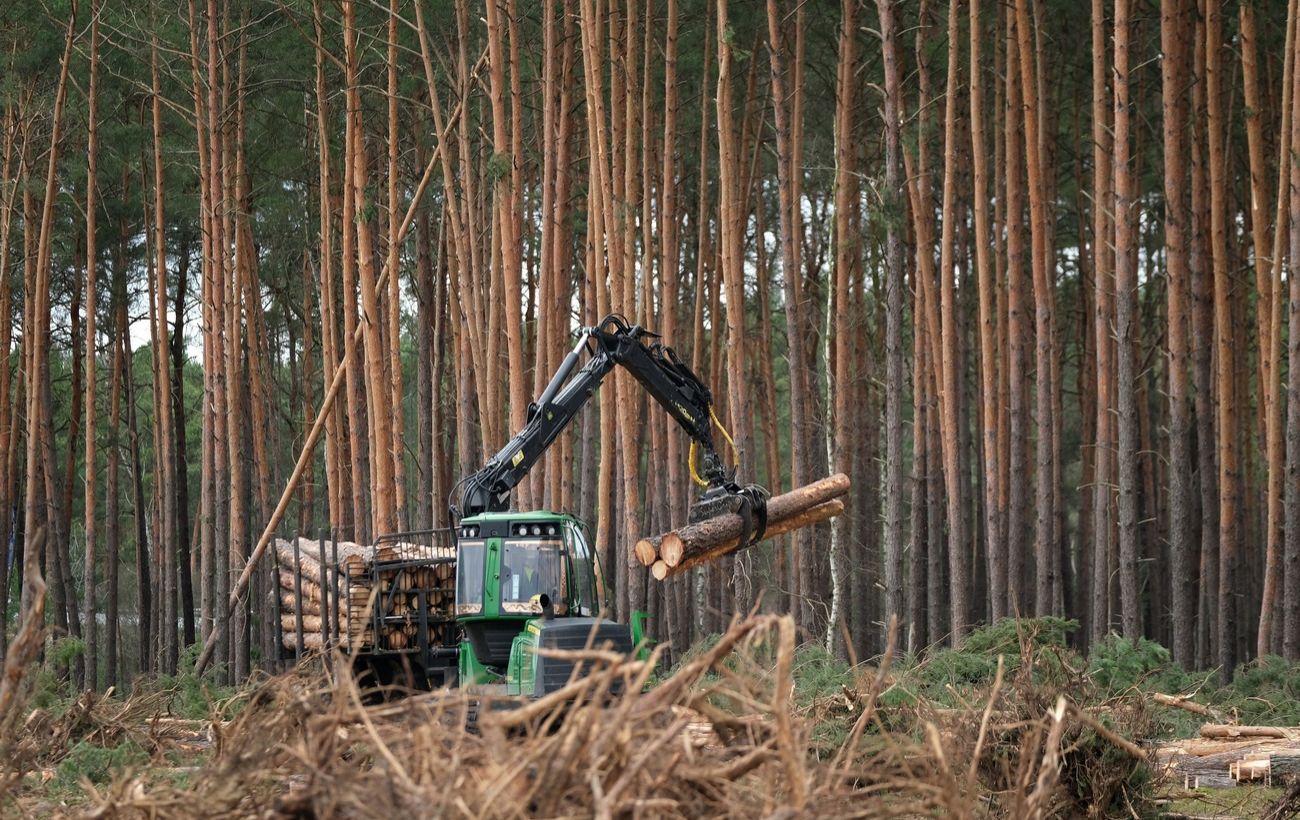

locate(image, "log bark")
(654, 499), (846, 580)
(635, 474), (849, 568)
(278, 591), (323, 617)
(651, 474), (848, 568)
(1273, 754), (1300, 776)
(274, 544), (332, 587)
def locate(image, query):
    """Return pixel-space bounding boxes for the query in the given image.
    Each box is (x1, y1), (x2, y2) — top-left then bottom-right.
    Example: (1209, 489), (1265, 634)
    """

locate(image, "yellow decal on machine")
(512, 449), (525, 467)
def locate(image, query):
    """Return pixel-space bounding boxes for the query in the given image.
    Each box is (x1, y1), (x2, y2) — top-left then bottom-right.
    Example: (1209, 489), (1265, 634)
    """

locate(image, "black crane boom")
(453, 314), (743, 522)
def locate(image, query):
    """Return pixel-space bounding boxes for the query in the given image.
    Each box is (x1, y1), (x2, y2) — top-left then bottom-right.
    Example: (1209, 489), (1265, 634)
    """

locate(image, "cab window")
(456, 541), (485, 615)
(500, 542), (564, 612)
(566, 523), (598, 616)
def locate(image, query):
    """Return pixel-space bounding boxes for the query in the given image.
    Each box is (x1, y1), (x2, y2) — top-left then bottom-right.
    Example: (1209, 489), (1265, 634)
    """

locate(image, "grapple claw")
(688, 484), (771, 548)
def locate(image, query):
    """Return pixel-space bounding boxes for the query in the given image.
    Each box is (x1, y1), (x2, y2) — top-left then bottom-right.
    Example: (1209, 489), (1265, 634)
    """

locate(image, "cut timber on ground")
(635, 473), (850, 573)
(1200, 725), (1298, 740)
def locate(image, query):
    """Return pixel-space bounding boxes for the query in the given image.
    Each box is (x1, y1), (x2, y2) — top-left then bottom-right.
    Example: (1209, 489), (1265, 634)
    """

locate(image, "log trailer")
(277, 314), (767, 697)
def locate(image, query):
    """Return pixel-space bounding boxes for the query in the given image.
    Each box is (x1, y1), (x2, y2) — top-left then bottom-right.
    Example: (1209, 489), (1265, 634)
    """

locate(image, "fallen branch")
(1152, 693), (1224, 723)
(1070, 703), (1147, 760)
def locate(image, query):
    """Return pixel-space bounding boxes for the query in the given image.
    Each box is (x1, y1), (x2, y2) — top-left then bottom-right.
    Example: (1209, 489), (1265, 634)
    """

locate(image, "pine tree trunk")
(1090, 0), (1114, 645)
(20, 9), (74, 660)
(345, 0), (395, 540)
(105, 253), (126, 690)
(969, 0), (1000, 626)
(1012, 0), (1055, 620)
(1113, 0), (1141, 639)
(1205, 0), (1238, 682)
(938, 0), (969, 642)
(1005, 9), (1031, 620)
(172, 257), (194, 648)
(1189, 5), (1217, 668)
(124, 329), (152, 674)
(717, 0), (755, 618)
(1251, 0), (1293, 660)
(1163, 0), (1196, 666)
(0, 103), (15, 664)
(1284, 0), (1300, 660)
(151, 29), (179, 676)
(81, 5), (101, 689)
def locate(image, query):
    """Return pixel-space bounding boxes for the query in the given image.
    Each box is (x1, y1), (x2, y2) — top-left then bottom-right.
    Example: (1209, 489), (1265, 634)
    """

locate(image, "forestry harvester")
(277, 314), (768, 698)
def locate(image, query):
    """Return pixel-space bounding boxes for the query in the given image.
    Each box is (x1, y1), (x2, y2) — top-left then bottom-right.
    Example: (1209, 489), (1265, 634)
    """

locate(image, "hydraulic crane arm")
(452, 314), (761, 528)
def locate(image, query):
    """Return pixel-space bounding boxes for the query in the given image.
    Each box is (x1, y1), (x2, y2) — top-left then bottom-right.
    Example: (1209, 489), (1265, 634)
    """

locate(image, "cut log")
(1152, 693), (1225, 722)
(1165, 739), (1271, 758)
(652, 560), (668, 581)
(1231, 757), (1271, 782)
(639, 474), (849, 573)
(659, 533), (684, 567)
(281, 632), (325, 651)
(657, 499), (846, 580)
(1200, 725), (1295, 740)
(274, 541), (335, 586)
(281, 614), (323, 633)
(278, 591), (322, 617)
(277, 568), (320, 599)
(1273, 754), (1300, 776)
(634, 538), (659, 566)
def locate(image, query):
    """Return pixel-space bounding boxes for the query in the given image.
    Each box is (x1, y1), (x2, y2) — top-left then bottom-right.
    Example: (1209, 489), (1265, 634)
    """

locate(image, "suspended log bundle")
(635, 473), (851, 580)
(275, 538), (455, 653)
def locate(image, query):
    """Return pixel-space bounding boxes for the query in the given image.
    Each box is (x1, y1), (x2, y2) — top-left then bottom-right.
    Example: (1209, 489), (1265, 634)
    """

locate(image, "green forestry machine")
(279, 315), (767, 700)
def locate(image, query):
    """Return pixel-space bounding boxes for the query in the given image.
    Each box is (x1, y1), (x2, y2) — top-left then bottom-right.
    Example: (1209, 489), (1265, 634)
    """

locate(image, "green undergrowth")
(48, 738), (151, 795)
(660, 617), (1300, 755)
(28, 641), (240, 722)
(146, 644), (243, 720)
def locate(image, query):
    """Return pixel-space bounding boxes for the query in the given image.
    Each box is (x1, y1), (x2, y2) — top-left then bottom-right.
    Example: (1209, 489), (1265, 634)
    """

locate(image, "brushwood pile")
(2, 617), (1299, 818)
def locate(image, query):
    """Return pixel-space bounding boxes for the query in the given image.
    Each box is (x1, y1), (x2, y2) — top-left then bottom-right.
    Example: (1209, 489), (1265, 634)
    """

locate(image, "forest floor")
(2, 617), (1299, 819)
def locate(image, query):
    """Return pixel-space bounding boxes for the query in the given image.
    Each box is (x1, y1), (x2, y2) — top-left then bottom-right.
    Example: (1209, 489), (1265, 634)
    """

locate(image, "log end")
(652, 560), (669, 581)
(634, 538), (659, 567)
(660, 533), (684, 567)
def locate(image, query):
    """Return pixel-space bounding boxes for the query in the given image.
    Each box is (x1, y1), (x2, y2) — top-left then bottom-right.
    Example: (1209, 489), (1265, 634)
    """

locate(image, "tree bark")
(151, 26), (179, 676)
(937, 0), (969, 641)
(81, 3), (101, 689)
(1205, 0), (1238, 681)
(969, 0), (1000, 626)
(1090, 0), (1114, 645)
(654, 500), (846, 581)
(1113, 0), (1141, 639)
(1163, 0), (1196, 666)
(1285, 0), (1300, 660)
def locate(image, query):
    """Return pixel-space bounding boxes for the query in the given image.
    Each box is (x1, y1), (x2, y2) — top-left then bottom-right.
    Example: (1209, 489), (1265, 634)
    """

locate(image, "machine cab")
(453, 512), (603, 680)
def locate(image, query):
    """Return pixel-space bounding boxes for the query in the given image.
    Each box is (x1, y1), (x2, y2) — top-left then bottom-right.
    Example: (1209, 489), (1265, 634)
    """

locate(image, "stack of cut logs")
(634, 473), (850, 580)
(1152, 697), (1300, 789)
(274, 537), (456, 653)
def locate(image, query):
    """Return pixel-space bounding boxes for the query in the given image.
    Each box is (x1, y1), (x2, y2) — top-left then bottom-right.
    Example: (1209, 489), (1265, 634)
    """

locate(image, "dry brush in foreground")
(5, 615), (1167, 818)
